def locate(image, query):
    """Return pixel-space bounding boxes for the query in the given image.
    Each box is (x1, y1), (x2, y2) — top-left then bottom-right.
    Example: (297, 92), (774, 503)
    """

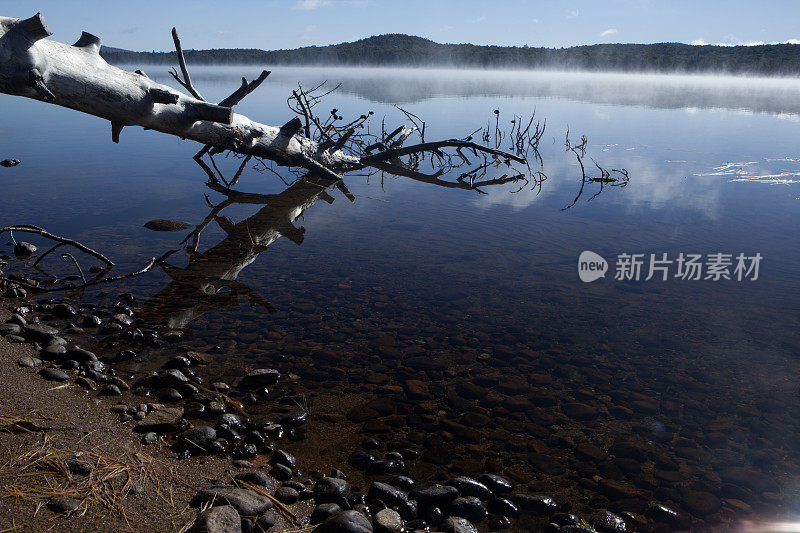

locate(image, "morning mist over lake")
(0, 2), (798, 532)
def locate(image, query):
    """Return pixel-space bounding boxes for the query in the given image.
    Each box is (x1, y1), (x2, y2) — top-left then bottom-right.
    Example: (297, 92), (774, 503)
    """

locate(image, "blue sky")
(3, 1), (799, 51)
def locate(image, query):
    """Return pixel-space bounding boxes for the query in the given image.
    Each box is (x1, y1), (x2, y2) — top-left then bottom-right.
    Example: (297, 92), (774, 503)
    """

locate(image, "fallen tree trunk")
(0, 13), (528, 183)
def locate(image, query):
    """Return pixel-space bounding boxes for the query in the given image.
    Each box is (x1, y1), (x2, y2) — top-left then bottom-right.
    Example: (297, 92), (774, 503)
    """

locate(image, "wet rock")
(313, 510), (373, 533)
(16, 355), (38, 368)
(191, 504), (242, 533)
(349, 450), (375, 470)
(25, 323), (59, 342)
(274, 486), (299, 504)
(39, 367), (69, 382)
(312, 503), (343, 524)
(367, 482), (408, 507)
(62, 359), (80, 370)
(178, 426), (217, 451)
(367, 459), (403, 475)
(0, 323), (21, 336)
(240, 369), (281, 389)
(449, 496), (487, 523)
(255, 513), (276, 531)
(409, 485), (459, 507)
(1, 158), (20, 167)
(441, 516), (479, 533)
(184, 402), (206, 418)
(511, 494), (558, 515)
(194, 488), (272, 517)
(271, 449), (296, 468)
(144, 219), (192, 232)
(137, 406), (184, 432)
(476, 474), (513, 494)
(52, 303), (77, 318)
(159, 369), (189, 388)
(390, 475), (414, 491)
(279, 411), (307, 428)
(42, 343), (66, 359)
(269, 464), (292, 481)
(99, 384), (122, 396)
(14, 241), (36, 258)
(487, 497), (519, 518)
(374, 508), (403, 533)
(591, 510), (628, 532)
(235, 471), (271, 487)
(551, 513), (583, 526)
(315, 477), (352, 506)
(488, 516), (511, 530)
(47, 496), (81, 513)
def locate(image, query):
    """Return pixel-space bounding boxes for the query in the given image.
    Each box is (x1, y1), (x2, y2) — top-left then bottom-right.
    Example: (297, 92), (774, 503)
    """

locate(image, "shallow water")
(2, 66), (799, 528)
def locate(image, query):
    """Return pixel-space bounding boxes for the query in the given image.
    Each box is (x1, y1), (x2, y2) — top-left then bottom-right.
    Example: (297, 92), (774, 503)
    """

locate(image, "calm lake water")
(2, 66), (799, 529)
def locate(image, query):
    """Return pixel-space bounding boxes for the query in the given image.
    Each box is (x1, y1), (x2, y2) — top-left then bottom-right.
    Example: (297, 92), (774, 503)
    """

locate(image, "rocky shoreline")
(0, 264), (708, 533)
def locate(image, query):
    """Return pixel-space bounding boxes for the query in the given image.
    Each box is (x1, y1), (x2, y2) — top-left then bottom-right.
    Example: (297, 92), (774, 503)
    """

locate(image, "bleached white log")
(0, 13), (357, 179)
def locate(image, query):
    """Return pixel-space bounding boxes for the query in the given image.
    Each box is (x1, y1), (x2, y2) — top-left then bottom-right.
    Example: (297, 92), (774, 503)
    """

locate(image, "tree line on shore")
(100, 34), (800, 75)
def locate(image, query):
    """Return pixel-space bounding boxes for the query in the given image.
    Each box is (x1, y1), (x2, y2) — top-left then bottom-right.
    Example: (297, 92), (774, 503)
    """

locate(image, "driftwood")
(0, 13), (530, 184)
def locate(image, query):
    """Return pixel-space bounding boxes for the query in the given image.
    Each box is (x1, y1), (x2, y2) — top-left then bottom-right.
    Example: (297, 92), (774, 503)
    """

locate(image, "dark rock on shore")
(476, 474), (513, 494)
(374, 508), (403, 533)
(313, 510), (373, 533)
(441, 516), (479, 533)
(511, 494), (558, 515)
(47, 496), (81, 513)
(409, 485), (458, 507)
(449, 496), (487, 523)
(191, 504), (242, 533)
(194, 488), (272, 517)
(39, 367), (69, 382)
(179, 426), (217, 451)
(368, 482), (407, 507)
(446, 477), (491, 499)
(136, 406), (184, 432)
(314, 477), (352, 506)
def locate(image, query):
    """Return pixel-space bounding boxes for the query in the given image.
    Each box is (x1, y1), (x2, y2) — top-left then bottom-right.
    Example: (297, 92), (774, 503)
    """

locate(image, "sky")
(2, 1), (799, 51)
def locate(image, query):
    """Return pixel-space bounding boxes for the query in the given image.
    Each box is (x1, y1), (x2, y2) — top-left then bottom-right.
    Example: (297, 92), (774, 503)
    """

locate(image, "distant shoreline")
(100, 34), (800, 76)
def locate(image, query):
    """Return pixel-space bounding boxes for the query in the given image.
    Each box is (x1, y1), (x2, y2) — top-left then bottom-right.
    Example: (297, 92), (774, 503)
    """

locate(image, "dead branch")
(0, 225), (114, 266)
(169, 27), (204, 101)
(218, 70), (270, 108)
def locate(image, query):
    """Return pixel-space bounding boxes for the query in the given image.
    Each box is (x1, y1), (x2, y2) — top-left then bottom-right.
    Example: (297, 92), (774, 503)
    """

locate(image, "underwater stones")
(682, 490), (721, 517)
(347, 405), (380, 423)
(529, 454), (566, 476)
(598, 479), (639, 500)
(240, 368), (281, 389)
(404, 379), (431, 399)
(562, 402), (599, 420)
(575, 442), (607, 462)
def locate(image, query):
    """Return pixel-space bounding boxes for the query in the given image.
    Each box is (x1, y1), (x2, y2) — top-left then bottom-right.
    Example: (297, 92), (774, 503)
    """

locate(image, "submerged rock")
(1, 158), (20, 167)
(143, 219), (191, 232)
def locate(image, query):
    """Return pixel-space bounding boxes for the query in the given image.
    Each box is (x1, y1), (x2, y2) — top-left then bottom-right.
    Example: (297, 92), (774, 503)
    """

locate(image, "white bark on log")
(0, 14), (357, 179)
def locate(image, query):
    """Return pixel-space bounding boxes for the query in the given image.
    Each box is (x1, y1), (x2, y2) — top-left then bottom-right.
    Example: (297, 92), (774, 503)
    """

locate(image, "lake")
(1, 66), (799, 529)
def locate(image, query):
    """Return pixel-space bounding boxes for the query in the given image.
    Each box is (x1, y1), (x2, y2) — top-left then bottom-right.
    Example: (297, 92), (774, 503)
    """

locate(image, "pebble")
(374, 508), (403, 533)
(367, 482), (408, 507)
(313, 510), (373, 533)
(312, 503), (343, 524)
(446, 477), (491, 499)
(441, 516), (479, 533)
(314, 477), (352, 506)
(240, 368), (281, 388)
(449, 496), (487, 523)
(17, 356), (38, 368)
(488, 516), (511, 530)
(14, 241), (36, 257)
(142, 432), (158, 445)
(274, 486), (299, 504)
(591, 510), (628, 532)
(487, 496), (519, 518)
(194, 488), (272, 517)
(409, 485), (458, 507)
(511, 494), (558, 515)
(271, 449), (296, 468)
(25, 323), (59, 342)
(39, 367), (69, 382)
(476, 474), (513, 494)
(178, 425), (217, 451)
(47, 496), (81, 513)
(270, 464), (293, 481)
(0, 323), (21, 336)
(190, 504), (242, 533)
(256, 513), (276, 531)
(349, 450), (374, 470)
(99, 384), (122, 396)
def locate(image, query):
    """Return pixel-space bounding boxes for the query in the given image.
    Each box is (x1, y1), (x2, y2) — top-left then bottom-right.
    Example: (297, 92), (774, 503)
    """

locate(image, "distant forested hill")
(100, 34), (800, 75)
